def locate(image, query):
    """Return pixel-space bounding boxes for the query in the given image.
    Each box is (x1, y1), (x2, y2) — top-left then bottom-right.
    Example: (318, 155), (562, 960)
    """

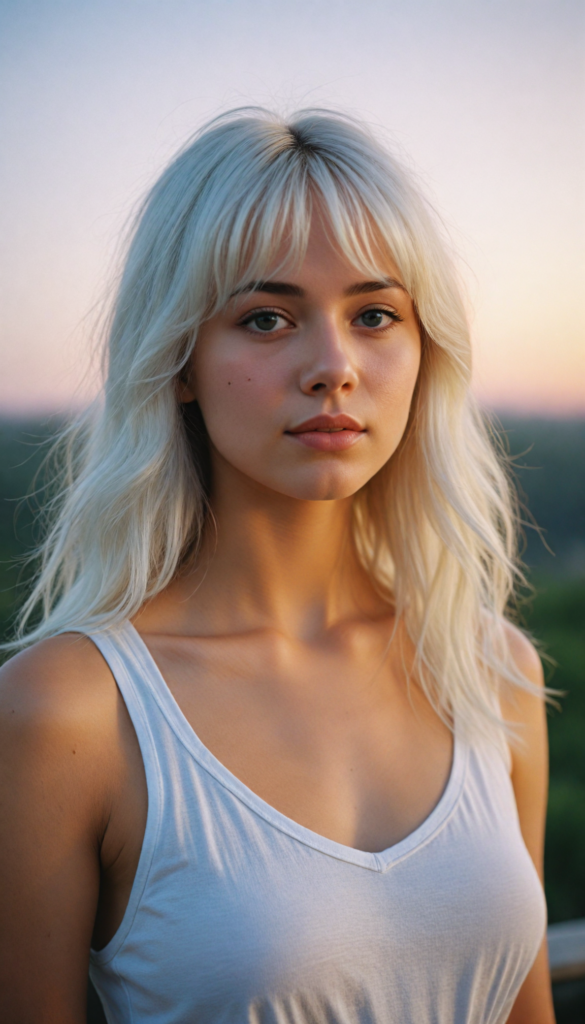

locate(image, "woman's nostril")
(311, 382), (326, 391)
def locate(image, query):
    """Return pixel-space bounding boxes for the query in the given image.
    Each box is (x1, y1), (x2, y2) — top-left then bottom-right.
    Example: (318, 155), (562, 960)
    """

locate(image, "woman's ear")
(176, 363), (197, 404)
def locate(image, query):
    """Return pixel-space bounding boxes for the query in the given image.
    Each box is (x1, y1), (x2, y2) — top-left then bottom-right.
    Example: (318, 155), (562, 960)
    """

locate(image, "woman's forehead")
(236, 208), (403, 293)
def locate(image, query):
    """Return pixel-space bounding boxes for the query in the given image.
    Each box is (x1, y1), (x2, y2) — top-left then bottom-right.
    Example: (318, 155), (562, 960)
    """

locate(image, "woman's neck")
(138, 460), (385, 640)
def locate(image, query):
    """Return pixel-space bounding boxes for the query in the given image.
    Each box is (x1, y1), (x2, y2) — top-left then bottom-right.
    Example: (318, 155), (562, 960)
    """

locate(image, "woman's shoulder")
(0, 633), (123, 801)
(501, 620), (544, 689)
(0, 634), (139, 1011)
(498, 620), (546, 733)
(497, 622), (548, 852)
(0, 632), (117, 724)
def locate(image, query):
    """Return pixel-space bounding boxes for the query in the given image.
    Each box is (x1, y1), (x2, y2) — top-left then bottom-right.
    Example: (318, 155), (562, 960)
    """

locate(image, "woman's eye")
(354, 308), (401, 329)
(241, 311), (290, 333)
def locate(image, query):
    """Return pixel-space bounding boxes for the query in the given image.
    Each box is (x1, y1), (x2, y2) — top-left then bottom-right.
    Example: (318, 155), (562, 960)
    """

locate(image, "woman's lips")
(288, 429), (365, 451)
(285, 414), (366, 452)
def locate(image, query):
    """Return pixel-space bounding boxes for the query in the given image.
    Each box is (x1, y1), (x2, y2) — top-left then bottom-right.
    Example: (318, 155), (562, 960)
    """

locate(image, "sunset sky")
(1, 0), (583, 416)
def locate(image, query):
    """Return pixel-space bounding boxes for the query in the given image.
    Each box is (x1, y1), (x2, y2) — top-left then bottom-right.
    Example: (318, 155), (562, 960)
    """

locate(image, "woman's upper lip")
(286, 414), (365, 433)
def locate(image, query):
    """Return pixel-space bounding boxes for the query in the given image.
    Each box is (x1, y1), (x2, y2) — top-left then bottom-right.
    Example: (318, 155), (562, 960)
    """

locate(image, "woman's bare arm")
(0, 635), (120, 1024)
(503, 624), (556, 1024)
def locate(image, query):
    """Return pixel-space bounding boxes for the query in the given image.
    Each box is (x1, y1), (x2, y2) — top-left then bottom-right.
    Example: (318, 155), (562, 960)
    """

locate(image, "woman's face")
(184, 215), (421, 502)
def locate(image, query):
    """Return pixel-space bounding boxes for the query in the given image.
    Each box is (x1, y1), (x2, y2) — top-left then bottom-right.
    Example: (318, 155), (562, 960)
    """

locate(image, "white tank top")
(87, 621), (546, 1024)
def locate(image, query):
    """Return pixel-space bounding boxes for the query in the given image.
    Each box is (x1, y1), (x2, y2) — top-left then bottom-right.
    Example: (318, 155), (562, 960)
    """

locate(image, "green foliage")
(498, 416), (585, 577)
(0, 418), (59, 643)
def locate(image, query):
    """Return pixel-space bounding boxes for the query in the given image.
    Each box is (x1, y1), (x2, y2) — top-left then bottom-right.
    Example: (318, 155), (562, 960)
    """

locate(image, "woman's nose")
(299, 322), (359, 396)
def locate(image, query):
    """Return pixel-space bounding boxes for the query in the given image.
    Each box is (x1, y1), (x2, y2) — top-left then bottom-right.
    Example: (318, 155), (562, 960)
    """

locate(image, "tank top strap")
(84, 622), (168, 757)
(78, 622), (176, 964)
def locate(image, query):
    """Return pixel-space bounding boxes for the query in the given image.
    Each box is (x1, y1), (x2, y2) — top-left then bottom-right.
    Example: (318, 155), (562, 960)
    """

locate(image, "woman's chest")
(140, 628), (454, 853)
(97, 626), (452, 949)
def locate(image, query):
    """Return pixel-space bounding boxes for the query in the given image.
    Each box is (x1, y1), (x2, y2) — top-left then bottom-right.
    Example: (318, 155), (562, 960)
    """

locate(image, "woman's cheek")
(200, 358), (285, 460)
(371, 338), (421, 406)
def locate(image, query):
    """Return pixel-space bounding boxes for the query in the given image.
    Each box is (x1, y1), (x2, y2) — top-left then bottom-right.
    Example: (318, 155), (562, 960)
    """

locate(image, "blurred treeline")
(0, 415), (584, 925)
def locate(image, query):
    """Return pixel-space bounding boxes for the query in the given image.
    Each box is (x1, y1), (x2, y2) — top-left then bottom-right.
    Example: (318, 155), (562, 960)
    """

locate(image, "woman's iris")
(360, 310), (385, 327)
(253, 313), (279, 332)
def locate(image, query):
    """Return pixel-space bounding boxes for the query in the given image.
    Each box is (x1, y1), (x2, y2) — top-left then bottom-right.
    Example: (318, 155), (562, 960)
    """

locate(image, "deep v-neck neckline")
(122, 620), (468, 874)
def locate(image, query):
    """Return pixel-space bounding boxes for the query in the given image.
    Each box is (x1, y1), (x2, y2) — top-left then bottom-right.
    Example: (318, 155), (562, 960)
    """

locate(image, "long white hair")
(13, 107), (532, 740)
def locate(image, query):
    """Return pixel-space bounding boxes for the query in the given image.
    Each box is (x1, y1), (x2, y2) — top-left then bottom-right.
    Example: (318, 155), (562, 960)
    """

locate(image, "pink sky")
(1, 0), (584, 417)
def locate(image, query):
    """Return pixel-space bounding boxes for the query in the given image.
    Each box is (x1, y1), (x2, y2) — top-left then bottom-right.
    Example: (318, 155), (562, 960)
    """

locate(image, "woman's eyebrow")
(343, 279), (406, 296)
(232, 281), (304, 297)
(232, 278), (405, 298)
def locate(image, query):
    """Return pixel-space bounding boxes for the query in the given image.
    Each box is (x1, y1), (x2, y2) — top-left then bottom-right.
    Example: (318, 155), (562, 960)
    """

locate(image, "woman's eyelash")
(355, 307), (404, 324)
(238, 306), (289, 325)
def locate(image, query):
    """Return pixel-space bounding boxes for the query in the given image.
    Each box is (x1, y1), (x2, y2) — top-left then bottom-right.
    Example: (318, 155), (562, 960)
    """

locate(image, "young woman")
(0, 109), (554, 1023)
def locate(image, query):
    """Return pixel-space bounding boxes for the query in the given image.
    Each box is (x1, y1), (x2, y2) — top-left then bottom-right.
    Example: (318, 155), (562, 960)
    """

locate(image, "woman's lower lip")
(286, 430), (366, 451)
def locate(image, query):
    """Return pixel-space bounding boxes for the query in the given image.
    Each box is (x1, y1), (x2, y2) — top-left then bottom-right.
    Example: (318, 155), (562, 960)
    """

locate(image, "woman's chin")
(265, 468), (370, 503)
